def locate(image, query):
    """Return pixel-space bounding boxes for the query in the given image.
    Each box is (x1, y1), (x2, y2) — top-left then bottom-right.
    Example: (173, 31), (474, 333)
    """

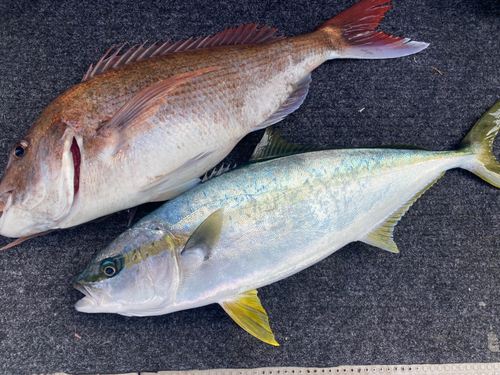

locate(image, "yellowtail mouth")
(74, 282), (99, 312)
(74, 296), (98, 313)
(73, 282), (90, 297)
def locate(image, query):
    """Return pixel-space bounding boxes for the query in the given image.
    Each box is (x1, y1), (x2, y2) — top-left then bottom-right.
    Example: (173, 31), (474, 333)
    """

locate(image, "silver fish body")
(74, 100), (500, 345)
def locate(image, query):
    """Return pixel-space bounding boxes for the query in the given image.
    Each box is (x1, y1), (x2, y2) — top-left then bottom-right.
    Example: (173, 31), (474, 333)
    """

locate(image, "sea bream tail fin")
(459, 99), (500, 188)
(220, 290), (279, 346)
(316, 0), (429, 60)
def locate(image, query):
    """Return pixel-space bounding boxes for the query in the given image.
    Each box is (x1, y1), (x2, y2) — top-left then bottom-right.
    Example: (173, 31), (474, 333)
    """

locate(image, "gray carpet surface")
(0, 0), (499, 374)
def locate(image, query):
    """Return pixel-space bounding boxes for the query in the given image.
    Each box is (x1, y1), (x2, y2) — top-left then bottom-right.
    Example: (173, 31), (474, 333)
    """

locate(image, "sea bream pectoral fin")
(220, 290), (279, 346)
(361, 172), (446, 253)
(181, 208), (224, 260)
(95, 67), (221, 155)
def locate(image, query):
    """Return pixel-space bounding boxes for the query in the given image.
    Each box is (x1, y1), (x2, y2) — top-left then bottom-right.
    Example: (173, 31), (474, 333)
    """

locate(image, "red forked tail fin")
(316, 0), (429, 59)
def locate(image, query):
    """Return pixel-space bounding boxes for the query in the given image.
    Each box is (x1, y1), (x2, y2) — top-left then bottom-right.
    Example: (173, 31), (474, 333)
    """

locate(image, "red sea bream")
(0, 0), (428, 240)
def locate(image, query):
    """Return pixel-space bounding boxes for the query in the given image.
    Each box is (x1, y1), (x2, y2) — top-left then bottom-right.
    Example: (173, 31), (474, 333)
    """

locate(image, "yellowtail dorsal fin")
(220, 290), (279, 346)
(361, 172), (446, 253)
(250, 127), (322, 162)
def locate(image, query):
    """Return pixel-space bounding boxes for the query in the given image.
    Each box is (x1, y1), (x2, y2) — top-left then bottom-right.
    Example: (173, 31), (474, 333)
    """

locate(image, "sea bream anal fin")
(361, 172), (446, 253)
(253, 74), (312, 132)
(181, 208), (224, 260)
(251, 126), (322, 162)
(220, 289), (279, 346)
(82, 24), (285, 82)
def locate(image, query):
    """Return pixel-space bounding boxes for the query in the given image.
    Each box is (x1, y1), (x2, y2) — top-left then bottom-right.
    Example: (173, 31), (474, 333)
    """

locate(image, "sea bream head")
(0, 116), (82, 238)
(74, 219), (181, 316)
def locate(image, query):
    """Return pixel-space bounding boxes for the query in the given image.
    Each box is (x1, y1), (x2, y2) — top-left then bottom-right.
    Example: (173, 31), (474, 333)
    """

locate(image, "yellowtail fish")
(0, 0), (428, 242)
(74, 100), (500, 346)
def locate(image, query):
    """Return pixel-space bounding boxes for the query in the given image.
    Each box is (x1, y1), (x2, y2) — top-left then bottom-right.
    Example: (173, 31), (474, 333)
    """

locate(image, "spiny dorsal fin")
(250, 127), (322, 162)
(201, 163), (235, 183)
(82, 24), (285, 82)
(361, 172), (446, 253)
(181, 208), (224, 260)
(220, 289), (279, 346)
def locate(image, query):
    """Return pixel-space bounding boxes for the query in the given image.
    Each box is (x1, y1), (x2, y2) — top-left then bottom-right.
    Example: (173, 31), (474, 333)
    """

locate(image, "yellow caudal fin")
(459, 99), (500, 188)
(220, 290), (279, 346)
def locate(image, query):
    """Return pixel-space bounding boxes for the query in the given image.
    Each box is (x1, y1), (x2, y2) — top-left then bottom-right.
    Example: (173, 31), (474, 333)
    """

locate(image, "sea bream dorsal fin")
(361, 172), (446, 253)
(220, 290), (279, 346)
(250, 127), (322, 162)
(82, 24), (285, 82)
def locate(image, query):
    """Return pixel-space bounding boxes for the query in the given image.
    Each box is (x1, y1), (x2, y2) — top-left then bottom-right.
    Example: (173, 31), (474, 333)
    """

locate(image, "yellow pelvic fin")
(361, 172), (446, 253)
(220, 290), (279, 346)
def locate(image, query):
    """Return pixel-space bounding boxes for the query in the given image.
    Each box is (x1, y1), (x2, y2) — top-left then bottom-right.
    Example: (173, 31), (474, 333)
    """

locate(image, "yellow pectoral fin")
(220, 290), (279, 346)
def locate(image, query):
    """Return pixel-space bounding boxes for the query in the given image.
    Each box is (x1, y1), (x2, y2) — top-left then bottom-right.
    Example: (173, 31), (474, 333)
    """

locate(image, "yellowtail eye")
(101, 261), (117, 277)
(13, 140), (28, 159)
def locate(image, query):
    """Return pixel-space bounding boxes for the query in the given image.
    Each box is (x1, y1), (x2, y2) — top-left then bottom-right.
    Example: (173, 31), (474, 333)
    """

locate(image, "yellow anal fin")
(361, 172), (446, 253)
(220, 290), (279, 346)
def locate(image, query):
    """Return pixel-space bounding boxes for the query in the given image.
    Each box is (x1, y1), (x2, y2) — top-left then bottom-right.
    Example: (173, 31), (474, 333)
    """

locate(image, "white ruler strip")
(41, 364), (500, 375)
(140, 364), (500, 375)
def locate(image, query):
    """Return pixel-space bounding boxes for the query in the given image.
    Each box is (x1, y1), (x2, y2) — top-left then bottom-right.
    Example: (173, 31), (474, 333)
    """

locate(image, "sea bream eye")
(101, 260), (118, 277)
(13, 141), (28, 159)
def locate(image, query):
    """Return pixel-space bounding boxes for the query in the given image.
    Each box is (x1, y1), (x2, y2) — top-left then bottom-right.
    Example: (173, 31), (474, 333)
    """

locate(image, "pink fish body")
(0, 0), (428, 240)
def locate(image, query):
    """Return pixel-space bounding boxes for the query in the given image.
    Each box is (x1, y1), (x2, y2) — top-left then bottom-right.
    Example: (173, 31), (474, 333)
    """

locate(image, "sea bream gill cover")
(74, 100), (500, 346)
(0, 0), (428, 243)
